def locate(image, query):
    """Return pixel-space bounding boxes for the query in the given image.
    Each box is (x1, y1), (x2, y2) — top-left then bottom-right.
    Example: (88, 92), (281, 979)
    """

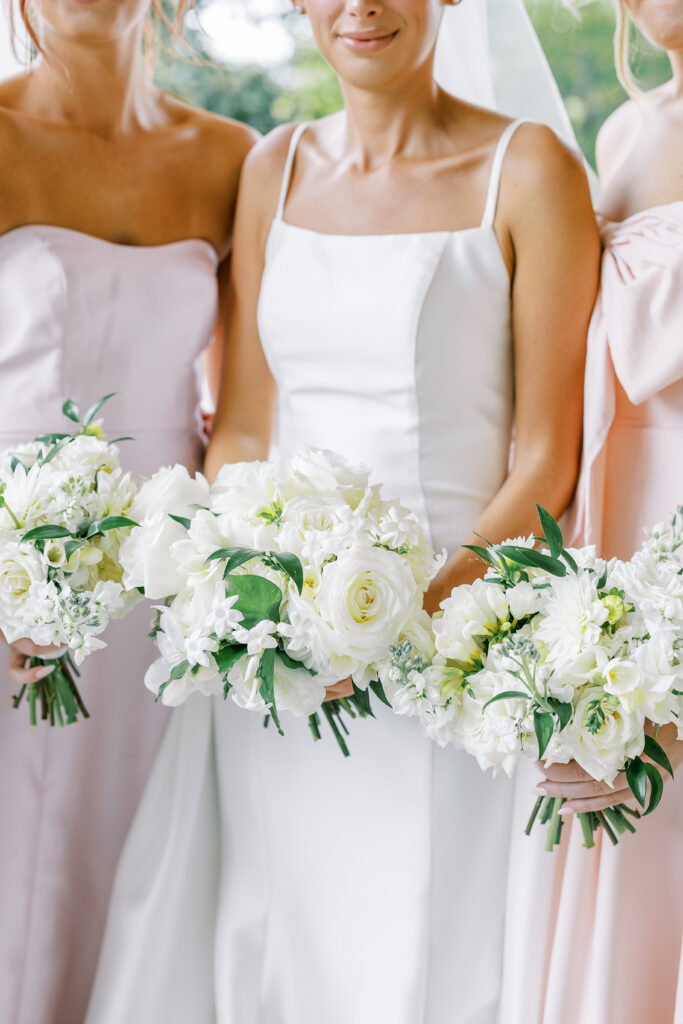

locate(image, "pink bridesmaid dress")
(505, 204), (683, 1024)
(0, 225), (218, 1024)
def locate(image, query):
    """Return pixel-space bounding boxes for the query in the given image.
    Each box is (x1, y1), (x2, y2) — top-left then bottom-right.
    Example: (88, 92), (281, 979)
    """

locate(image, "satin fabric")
(503, 204), (683, 1024)
(87, 120), (526, 1024)
(0, 225), (218, 1024)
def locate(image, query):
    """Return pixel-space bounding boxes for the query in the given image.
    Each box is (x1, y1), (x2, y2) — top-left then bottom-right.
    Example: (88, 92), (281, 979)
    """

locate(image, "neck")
(339, 68), (446, 168)
(23, 24), (161, 137)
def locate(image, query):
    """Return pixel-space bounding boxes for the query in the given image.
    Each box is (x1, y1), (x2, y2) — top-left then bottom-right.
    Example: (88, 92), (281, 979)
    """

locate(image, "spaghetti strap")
(275, 122), (310, 222)
(480, 119), (529, 229)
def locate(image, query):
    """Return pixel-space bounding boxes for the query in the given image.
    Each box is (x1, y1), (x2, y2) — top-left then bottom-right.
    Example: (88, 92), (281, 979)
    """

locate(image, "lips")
(338, 29), (399, 53)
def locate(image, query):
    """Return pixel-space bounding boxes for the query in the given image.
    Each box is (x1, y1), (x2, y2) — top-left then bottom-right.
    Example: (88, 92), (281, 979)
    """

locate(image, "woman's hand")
(324, 677), (354, 702)
(535, 724), (683, 815)
(2, 634), (65, 688)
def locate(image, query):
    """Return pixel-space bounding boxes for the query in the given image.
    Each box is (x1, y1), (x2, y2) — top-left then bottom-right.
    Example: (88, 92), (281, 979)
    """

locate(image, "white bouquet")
(123, 449), (442, 755)
(2, 396), (140, 725)
(383, 505), (682, 849)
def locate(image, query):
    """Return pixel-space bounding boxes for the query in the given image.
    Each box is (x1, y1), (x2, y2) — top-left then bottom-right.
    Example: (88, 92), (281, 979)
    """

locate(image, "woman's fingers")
(559, 786), (635, 814)
(324, 677), (354, 701)
(539, 760), (594, 783)
(7, 648), (56, 686)
(535, 777), (618, 801)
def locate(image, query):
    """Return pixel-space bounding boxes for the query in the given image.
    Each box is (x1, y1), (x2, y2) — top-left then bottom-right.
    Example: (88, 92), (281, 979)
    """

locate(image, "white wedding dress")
(88, 120), (526, 1024)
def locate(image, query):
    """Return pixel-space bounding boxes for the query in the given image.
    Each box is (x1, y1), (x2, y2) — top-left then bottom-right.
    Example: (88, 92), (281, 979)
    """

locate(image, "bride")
(87, 2), (599, 1021)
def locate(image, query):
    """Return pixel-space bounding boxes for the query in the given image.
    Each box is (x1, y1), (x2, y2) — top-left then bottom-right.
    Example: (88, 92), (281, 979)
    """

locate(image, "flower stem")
(322, 703), (350, 758)
(596, 810), (619, 846)
(545, 798), (564, 852)
(308, 712), (321, 742)
(525, 796), (544, 836)
(578, 812), (596, 849)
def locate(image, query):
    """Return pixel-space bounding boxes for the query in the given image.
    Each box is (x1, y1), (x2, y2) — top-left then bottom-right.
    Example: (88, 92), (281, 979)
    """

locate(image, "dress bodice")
(258, 121), (521, 554)
(0, 225), (219, 474)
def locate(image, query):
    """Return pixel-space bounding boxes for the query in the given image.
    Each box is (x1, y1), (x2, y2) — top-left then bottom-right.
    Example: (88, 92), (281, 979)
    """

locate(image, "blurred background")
(1, 0), (673, 168)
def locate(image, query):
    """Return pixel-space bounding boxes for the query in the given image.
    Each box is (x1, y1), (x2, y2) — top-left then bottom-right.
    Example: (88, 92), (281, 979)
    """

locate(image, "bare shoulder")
(238, 121), (306, 207)
(502, 122), (590, 212)
(163, 95), (258, 180)
(595, 98), (639, 180)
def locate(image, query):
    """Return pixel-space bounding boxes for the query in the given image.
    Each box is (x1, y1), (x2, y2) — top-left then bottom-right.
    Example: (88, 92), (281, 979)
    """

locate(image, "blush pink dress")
(501, 203), (683, 1024)
(0, 225), (218, 1024)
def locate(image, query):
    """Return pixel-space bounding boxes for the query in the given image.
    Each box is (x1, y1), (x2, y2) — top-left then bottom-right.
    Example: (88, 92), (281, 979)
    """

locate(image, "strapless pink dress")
(0, 225), (218, 1024)
(501, 204), (683, 1024)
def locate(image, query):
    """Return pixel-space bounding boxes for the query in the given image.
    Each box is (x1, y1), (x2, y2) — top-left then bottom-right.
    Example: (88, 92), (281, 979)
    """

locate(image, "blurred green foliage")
(154, 0), (671, 167)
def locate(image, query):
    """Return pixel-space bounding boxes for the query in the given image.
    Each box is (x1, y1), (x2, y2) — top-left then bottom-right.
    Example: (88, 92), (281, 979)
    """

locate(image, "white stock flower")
(232, 619), (279, 656)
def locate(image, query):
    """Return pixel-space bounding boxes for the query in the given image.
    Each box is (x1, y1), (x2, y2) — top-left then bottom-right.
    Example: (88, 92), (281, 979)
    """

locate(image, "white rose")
(315, 544), (419, 668)
(119, 514), (189, 599)
(131, 464), (210, 521)
(52, 434), (121, 474)
(0, 542), (48, 640)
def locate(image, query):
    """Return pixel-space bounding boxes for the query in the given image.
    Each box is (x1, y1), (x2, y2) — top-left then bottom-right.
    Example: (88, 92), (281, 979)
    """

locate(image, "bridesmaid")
(532, 2), (683, 1021)
(0, 3), (254, 1022)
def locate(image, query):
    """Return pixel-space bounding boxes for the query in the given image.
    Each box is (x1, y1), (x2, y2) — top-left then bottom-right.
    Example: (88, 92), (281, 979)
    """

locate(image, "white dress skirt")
(88, 119), (529, 1024)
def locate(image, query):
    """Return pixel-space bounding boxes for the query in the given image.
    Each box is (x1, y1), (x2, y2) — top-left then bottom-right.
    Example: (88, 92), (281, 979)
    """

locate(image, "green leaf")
(561, 549), (579, 574)
(596, 565), (608, 590)
(643, 763), (664, 816)
(643, 734), (674, 778)
(22, 525), (73, 542)
(369, 679), (391, 708)
(85, 515), (138, 538)
(156, 659), (189, 702)
(483, 690), (529, 710)
(34, 432), (71, 444)
(225, 573), (282, 629)
(41, 437), (72, 465)
(206, 546), (261, 570)
(82, 392), (116, 427)
(534, 709), (554, 760)
(461, 543), (497, 568)
(62, 398), (81, 424)
(257, 648), (282, 735)
(496, 545), (567, 578)
(213, 643), (246, 676)
(351, 681), (374, 718)
(8, 454), (28, 474)
(268, 551), (304, 594)
(64, 539), (86, 561)
(168, 514), (192, 530)
(548, 698), (573, 731)
(536, 504), (564, 559)
(110, 436), (134, 444)
(278, 650), (316, 675)
(626, 757), (648, 807)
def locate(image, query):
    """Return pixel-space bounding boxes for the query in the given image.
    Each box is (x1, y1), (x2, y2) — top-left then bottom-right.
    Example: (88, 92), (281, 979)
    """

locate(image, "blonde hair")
(614, 0), (640, 95)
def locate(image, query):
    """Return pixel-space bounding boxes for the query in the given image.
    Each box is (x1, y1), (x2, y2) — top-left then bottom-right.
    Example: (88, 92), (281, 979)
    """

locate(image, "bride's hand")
(534, 723), (683, 815)
(2, 633), (65, 688)
(324, 677), (354, 701)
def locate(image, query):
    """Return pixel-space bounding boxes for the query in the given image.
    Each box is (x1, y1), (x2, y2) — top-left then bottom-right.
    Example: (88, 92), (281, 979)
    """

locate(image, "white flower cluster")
(384, 518), (683, 788)
(0, 430), (139, 664)
(124, 450), (443, 727)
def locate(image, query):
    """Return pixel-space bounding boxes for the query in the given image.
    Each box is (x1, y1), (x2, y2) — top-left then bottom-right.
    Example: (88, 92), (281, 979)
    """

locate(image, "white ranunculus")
(561, 686), (644, 784)
(315, 544), (419, 671)
(272, 655), (326, 716)
(0, 541), (48, 640)
(119, 513), (189, 599)
(131, 464), (209, 521)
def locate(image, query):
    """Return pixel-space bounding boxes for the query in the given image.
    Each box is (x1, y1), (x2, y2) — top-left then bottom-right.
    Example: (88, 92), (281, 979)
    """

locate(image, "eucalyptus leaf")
(536, 504), (564, 559)
(548, 698), (573, 731)
(22, 525), (73, 542)
(42, 437), (72, 465)
(268, 551), (304, 594)
(496, 545), (567, 578)
(83, 392), (116, 427)
(62, 399), (81, 424)
(168, 514), (192, 530)
(34, 433), (71, 444)
(461, 543), (497, 568)
(534, 709), (554, 760)
(483, 690), (529, 710)
(86, 515), (138, 538)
